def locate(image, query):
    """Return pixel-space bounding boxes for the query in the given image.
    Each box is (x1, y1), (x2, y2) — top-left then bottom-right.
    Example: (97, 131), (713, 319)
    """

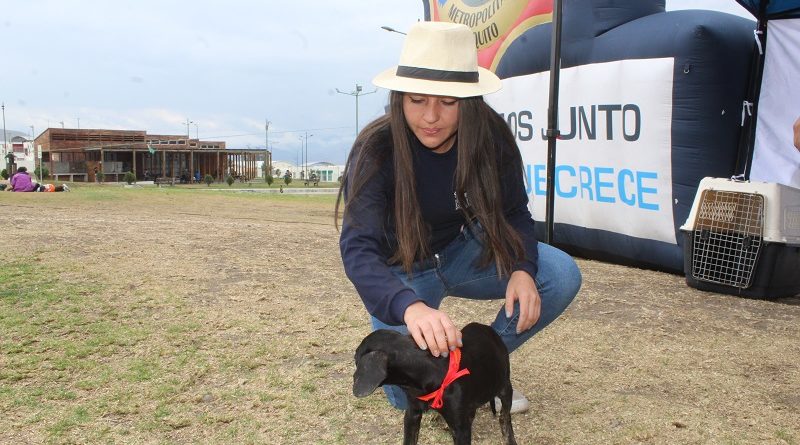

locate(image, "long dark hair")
(336, 91), (525, 276)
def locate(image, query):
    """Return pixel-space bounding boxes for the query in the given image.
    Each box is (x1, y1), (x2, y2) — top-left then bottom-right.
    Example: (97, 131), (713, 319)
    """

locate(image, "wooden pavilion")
(34, 128), (267, 183)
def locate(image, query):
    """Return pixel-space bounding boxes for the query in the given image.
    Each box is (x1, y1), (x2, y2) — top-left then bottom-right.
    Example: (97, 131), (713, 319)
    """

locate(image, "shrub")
(0, 169), (7, 180)
(266, 174), (274, 187)
(95, 171), (105, 183)
(124, 171), (136, 185)
(284, 175), (292, 186)
(204, 174), (214, 187)
(35, 166), (50, 179)
(226, 174), (234, 186)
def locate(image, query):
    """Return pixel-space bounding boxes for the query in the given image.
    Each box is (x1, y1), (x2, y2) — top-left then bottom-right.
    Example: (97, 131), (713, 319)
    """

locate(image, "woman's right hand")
(793, 117), (800, 151)
(403, 301), (462, 358)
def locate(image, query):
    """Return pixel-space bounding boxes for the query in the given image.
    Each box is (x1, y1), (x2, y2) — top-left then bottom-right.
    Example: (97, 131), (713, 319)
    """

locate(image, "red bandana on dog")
(417, 347), (471, 409)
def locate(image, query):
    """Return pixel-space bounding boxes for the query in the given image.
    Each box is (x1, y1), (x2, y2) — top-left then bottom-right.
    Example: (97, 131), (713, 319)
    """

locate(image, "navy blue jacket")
(340, 128), (539, 326)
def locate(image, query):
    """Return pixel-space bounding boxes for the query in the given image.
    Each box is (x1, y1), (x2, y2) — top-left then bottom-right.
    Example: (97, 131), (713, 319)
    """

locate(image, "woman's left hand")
(505, 270), (541, 334)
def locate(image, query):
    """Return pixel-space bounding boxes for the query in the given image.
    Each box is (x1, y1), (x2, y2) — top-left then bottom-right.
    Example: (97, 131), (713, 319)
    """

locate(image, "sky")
(1, 1), (753, 165)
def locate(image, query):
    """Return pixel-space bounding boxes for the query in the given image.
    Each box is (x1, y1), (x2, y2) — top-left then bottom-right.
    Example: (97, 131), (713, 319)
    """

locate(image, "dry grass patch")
(0, 186), (798, 444)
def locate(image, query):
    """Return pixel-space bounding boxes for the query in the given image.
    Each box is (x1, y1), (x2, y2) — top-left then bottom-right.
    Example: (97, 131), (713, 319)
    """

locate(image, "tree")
(204, 174), (214, 187)
(283, 170), (292, 186)
(226, 174), (235, 186)
(34, 166), (50, 179)
(266, 174), (274, 187)
(124, 171), (136, 185)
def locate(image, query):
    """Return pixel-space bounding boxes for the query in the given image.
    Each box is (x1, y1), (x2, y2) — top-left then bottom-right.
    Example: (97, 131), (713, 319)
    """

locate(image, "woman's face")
(402, 93), (459, 153)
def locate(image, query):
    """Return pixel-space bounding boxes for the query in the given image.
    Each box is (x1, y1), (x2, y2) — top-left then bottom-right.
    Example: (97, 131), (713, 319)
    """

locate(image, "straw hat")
(373, 21), (501, 98)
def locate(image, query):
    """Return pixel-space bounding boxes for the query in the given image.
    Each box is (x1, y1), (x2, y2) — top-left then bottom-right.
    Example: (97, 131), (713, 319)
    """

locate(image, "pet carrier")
(680, 177), (800, 298)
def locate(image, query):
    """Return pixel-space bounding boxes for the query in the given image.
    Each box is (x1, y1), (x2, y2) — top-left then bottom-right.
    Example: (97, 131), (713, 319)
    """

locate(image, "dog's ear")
(353, 350), (388, 397)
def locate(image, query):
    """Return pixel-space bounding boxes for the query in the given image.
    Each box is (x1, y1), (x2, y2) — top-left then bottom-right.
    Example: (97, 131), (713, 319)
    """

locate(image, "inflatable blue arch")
(425, 0), (757, 273)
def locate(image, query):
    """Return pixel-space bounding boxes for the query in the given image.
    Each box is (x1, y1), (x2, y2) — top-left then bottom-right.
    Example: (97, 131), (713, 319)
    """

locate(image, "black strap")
(396, 65), (478, 83)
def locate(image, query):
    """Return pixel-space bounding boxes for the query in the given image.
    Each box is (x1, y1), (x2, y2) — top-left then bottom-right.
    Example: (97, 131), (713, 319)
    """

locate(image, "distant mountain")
(2, 129), (32, 141)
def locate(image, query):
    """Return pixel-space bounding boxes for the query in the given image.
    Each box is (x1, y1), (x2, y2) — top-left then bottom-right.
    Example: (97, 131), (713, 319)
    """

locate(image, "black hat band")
(396, 65), (479, 83)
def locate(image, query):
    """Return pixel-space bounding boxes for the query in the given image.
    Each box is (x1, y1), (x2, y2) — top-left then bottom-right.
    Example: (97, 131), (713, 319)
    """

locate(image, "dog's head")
(352, 329), (417, 398)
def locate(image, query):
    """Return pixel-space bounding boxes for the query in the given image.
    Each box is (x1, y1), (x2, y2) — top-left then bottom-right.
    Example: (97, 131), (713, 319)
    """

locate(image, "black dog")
(353, 322), (517, 445)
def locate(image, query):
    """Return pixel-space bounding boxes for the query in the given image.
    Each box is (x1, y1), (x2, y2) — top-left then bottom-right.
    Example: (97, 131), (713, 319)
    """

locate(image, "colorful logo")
(428, 0), (553, 72)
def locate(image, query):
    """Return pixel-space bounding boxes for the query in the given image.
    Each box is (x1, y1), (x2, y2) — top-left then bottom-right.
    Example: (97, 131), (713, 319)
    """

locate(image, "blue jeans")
(370, 224), (582, 410)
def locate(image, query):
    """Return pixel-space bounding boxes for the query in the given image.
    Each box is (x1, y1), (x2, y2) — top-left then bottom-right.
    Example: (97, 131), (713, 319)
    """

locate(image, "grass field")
(1, 185), (798, 444)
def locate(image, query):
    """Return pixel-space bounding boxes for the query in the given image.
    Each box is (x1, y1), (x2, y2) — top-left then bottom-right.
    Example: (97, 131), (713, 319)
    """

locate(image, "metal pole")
(380, 26), (406, 35)
(31, 125), (37, 180)
(305, 131), (308, 180)
(544, 0), (564, 245)
(336, 84), (376, 159)
(265, 119), (270, 180)
(355, 90), (360, 135)
(1, 103), (7, 159)
(307, 133), (314, 181)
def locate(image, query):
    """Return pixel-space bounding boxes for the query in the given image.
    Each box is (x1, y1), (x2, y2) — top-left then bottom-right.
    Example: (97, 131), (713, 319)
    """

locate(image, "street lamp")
(265, 119), (271, 179)
(336, 83), (377, 148)
(1, 102), (7, 158)
(30, 125), (37, 180)
(184, 119), (193, 140)
(306, 133), (313, 180)
(298, 132), (313, 180)
(381, 25), (406, 35)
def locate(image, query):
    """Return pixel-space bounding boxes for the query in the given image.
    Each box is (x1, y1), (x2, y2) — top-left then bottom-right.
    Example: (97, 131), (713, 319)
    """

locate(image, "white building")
(269, 160), (344, 184)
(2, 134), (38, 176)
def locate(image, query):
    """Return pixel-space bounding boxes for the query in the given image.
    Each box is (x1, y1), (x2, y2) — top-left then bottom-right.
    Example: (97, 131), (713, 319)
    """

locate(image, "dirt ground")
(1, 187), (799, 444)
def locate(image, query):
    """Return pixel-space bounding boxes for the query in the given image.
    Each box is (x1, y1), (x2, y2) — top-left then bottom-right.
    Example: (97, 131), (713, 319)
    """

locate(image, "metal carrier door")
(690, 189), (765, 288)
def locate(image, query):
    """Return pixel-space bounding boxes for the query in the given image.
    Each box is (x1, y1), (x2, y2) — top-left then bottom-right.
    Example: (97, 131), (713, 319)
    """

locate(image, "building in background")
(34, 128), (269, 183)
(1, 130), (37, 176)
(5, 135), (37, 173)
(270, 160), (344, 184)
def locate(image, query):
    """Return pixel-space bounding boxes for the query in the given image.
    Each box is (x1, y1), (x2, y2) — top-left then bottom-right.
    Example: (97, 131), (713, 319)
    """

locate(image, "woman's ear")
(352, 350), (388, 397)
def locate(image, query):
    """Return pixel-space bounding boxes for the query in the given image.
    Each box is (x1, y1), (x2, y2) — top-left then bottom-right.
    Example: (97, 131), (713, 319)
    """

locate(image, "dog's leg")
(489, 397), (497, 416)
(441, 408), (475, 445)
(499, 408), (517, 445)
(402, 403), (424, 445)
(498, 383), (517, 445)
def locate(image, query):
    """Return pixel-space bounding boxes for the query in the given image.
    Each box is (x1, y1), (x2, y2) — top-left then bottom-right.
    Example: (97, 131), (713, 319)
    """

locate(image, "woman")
(9, 166), (38, 192)
(337, 22), (581, 412)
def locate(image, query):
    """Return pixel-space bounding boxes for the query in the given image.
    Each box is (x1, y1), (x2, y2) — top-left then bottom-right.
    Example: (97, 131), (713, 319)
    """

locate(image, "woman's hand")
(793, 117), (800, 151)
(505, 270), (541, 334)
(403, 302), (462, 357)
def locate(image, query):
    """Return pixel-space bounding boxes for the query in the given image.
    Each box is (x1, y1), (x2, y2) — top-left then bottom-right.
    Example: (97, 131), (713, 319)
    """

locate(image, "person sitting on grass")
(9, 166), (38, 192)
(8, 166), (70, 192)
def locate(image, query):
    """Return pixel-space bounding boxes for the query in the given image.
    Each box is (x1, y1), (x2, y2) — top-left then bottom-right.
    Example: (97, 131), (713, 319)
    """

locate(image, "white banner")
(487, 58), (676, 244)
(750, 19), (800, 189)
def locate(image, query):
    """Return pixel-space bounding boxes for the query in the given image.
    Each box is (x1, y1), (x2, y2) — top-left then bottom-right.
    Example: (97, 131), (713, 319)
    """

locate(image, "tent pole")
(545, 0), (564, 245)
(735, 16), (769, 179)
